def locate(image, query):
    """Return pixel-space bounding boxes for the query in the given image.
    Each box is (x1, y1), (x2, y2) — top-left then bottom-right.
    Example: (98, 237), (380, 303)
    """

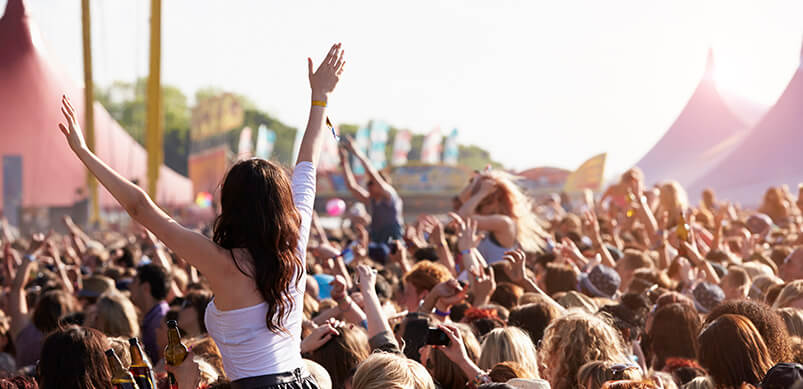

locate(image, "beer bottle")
(626, 192), (637, 218)
(164, 320), (188, 389)
(676, 210), (691, 243)
(129, 337), (156, 389)
(676, 210), (691, 256)
(106, 349), (139, 389)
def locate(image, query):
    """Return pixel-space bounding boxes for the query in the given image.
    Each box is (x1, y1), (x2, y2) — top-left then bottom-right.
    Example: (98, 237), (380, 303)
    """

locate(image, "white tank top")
(204, 162), (315, 380)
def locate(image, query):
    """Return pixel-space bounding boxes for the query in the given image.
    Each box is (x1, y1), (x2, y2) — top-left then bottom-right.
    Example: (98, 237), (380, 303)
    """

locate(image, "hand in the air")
(58, 95), (87, 152)
(308, 43), (345, 100)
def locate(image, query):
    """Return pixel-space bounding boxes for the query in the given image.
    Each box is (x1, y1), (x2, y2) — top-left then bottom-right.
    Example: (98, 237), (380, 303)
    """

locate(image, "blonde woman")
(87, 291), (140, 339)
(457, 171), (546, 263)
(538, 311), (631, 389)
(352, 352), (435, 389)
(772, 280), (803, 309)
(478, 326), (540, 376)
(656, 181), (688, 228)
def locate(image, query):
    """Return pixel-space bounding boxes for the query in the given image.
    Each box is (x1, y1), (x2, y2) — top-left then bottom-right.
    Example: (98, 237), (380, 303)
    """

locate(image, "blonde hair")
(107, 337), (131, 368)
(539, 311), (630, 389)
(772, 280), (803, 309)
(479, 326), (540, 377)
(777, 307), (803, 337)
(93, 292), (140, 339)
(473, 170), (547, 252)
(657, 181), (688, 226)
(577, 360), (643, 389)
(352, 352), (435, 389)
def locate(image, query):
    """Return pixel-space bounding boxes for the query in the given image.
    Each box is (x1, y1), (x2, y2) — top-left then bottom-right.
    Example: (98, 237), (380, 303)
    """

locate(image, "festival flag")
(421, 128), (442, 164)
(319, 125), (341, 172)
(391, 130), (412, 166)
(255, 124), (276, 160)
(237, 127), (253, 160)
(369, 121), (390, 169)
(352, 125), (371, 175)
(563, 153), (607, 193)
(442, 128), (459, 166)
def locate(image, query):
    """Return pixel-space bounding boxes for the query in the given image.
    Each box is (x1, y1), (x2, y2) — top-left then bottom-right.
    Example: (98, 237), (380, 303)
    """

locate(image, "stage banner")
(352, 125), (371, 175)
(255, 124), (276, 160)
(421, 128), (442, 164)
(369, 121), (390, 169)
(189, 93), (244, 153)
(237, 127), (253, 160)
(442, 128), (459, 165)
(391, 130), (412, 166)
(563, 153), (607, 193)
(390, 165), (470, 195)
(188, 146), (230, 197)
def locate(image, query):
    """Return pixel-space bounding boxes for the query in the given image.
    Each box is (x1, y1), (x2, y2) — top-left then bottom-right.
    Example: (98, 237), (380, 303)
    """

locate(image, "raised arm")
(338, 146), (370, 204)
(342, 137), (395, 199)
(297, 43), (345, 166)
(57, 96), (224, 277)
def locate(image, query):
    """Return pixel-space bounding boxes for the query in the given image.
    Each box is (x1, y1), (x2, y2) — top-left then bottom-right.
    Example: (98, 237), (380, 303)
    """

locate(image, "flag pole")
(146, 0), (162, 199)
(81, 0), (99, 225)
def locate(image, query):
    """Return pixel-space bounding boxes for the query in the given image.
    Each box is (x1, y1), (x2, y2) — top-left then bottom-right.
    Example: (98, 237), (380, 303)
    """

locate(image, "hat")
(692, 282), (725, 314)
(78, 275), (116, 298)
(760, 363), (803, 389)
(507, 378), (552, 389)
(746, 213), (773, 236)
(579, 264), (621, 298)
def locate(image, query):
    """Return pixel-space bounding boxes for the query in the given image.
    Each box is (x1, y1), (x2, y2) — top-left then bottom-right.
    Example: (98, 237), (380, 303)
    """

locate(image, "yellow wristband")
(311, 100), (327, 107)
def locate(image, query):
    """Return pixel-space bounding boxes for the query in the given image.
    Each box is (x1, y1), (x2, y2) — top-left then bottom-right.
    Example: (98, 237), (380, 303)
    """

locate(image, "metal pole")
(146, 0), (162, 199)
(81, 0), (99, 225)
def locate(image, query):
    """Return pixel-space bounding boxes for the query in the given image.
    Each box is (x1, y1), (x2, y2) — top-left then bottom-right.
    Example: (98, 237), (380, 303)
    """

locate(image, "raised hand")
(470, 266), (495, 306)
(503, 249), (527, 284)
(436, 324), (470, 364)
(356, 264), (377, 293)
(300, 323), (340, 354)
(457, 217), (483, 252)
(58, 95), (87, 152)
(308, 43), (345, 100)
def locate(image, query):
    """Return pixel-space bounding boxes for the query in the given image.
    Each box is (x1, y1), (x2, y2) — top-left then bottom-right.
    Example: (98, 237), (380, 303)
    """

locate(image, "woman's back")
(204, 161), (315, 380)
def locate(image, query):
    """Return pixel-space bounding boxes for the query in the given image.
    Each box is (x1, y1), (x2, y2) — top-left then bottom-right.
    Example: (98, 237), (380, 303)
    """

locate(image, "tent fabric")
(687, 42), (803, 206)
(0, 0), (192, 209)
(633, 49), (754, 188)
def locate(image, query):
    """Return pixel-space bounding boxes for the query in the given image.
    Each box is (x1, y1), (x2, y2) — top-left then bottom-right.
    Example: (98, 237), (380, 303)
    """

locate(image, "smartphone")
(425, 327), (451, 346)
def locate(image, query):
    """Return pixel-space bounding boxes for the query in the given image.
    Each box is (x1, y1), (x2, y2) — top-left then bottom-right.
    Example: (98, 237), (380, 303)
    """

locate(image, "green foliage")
(94, 78), (190, 175)
(239, 109), (297, 165)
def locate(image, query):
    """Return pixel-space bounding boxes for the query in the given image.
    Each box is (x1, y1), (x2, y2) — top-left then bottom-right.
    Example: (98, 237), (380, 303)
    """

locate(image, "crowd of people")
(0, 43), (802, 389)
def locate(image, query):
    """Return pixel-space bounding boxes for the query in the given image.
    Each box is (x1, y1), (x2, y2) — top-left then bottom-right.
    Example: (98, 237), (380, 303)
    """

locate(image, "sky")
(7, 0), (803, 177)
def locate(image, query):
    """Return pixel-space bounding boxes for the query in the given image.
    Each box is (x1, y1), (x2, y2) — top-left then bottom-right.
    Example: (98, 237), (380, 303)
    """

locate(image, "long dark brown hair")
(697, 314), (774, 388)
(38, 325), (112, 389)
(213, 159), (302, 333)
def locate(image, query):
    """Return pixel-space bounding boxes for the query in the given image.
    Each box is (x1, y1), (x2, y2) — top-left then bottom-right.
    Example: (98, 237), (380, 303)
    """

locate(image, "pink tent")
(633, 50), (757, 188)
(0, 0), (191, 212)
(688, 41), (803, 206)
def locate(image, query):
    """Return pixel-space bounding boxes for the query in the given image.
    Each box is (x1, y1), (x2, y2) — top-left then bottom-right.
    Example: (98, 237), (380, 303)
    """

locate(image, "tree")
(95, 78), (190, 175)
